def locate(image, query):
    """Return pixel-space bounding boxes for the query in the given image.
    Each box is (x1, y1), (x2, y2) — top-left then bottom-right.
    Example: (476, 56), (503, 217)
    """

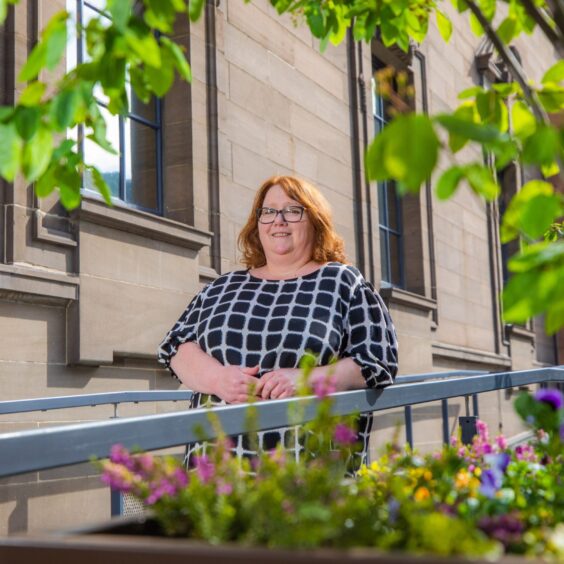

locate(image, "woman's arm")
(255, 357), (365, 400)
(171, 342), (259, 404)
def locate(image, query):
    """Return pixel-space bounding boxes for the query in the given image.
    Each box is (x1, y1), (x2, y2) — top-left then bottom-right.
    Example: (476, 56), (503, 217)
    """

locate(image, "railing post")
(441, 399), (449, 445)
(110, 489), (123, 516)
(404, 405), (413, 449)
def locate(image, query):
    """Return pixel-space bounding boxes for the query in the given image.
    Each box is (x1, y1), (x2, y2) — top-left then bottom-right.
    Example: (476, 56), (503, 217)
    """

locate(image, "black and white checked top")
(158, 262), (398, 468)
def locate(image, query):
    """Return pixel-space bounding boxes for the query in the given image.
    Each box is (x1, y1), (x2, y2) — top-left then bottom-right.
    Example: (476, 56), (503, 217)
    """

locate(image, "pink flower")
(311, 374), (337, 398)
(333, 423), (357, 445)
(109, 444), (135, 470)
(216, 480), (233, 495)
(476, 420), (489, 442)
(194, 455), (215, 483)
(496, 435), (508, 450)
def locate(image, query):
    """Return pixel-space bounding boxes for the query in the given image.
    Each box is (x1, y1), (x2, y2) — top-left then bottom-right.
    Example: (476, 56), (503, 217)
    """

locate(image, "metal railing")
(0, 366), (562, 479)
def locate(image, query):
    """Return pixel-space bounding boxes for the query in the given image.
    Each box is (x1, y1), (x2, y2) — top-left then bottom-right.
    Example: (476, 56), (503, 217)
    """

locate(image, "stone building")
(0, 0), (561, 535)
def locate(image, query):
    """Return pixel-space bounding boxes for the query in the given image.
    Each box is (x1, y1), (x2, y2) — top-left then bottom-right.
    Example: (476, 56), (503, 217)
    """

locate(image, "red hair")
(238, 176), (347, 269)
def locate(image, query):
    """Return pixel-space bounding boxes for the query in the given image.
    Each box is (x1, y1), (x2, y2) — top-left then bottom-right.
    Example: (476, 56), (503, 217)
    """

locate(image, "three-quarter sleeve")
(344, 281), (398, 388)
(157, 290), (206, 373)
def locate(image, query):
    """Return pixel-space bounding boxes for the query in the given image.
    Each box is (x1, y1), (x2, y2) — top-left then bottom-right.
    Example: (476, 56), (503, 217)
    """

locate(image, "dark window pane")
(125, 117), (158, 210)
(380, 228), (390, 284)
(389, 234), (403, 287)
(387, 182), (401, 232)
(377, 182), (387, 226)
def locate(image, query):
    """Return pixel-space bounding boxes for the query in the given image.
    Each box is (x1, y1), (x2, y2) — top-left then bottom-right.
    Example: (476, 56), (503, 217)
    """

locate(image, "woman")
(158, 175), (398, 468)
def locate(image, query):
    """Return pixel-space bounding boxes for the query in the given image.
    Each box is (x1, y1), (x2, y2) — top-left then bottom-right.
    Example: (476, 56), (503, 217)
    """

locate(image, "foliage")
(0, 0), (563, 331)
(100, 380), (564, 559)
(0, 0), (195, 208)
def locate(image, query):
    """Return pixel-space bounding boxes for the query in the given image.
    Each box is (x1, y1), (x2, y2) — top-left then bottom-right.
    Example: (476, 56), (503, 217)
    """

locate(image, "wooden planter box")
(0, 515), (531, 563)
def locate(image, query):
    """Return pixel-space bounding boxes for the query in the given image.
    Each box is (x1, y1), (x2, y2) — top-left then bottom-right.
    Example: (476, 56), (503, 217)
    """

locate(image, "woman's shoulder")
(323, 262), (365, 287)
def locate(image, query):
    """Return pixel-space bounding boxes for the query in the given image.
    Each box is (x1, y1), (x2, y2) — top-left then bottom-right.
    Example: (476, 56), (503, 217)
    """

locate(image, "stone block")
(219, 97), (267, 156)
(228, 64), (268, 120)
(223, 24), (269, 82)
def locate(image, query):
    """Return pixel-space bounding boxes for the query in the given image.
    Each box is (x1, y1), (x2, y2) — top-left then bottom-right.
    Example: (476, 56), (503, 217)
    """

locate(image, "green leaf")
(545, 300), (564, 334)
(522, 126), (559, 166)
(511, 100), (536, 140)
(436, 9), (452, 41)
(469, 12), (483, 35)
(0, 122), (23, 181)
(87, 165), (113, 206)
(124, 23), (162, 68)
(19, 81), (47, 106)
(0, 105), (15, 122)
(19, 43), (47, 82)
(14, 106), (41, 141)
(107, 0), (132, 30)
(436, 113), (500, 144)
(464, 164), (499, 200)
(476, 90), (508, 131)
(44, 15), (68, 70)
(160, 36), (192, 82)
(435, 166), (464, 200)
(508, 240), (564, 273)
(496, 17), (517, 43)
(22, 127), (54, 182)
(367, 114), (439, 192)
(491, 82), (520, 97)
(542, 60), (564, 84)
(501, 180), (563, 243)
(458, 86), (483, 100)
(306, 4), (325, 38)
(538, 84), (564, 112)
(146, 49), (175, 97)
(188, 0), (206, 23)
(50, 89), (81, 130)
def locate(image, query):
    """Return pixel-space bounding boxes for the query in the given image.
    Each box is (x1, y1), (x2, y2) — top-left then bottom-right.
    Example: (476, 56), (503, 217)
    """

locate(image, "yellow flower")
(358, 465), (369, 477)
(473, 467), (482, 477)
(414, 486), (431, 501)
(455, 470), (471, 489)
(423, 470), (433, 481)
(370, 461), (381, 472)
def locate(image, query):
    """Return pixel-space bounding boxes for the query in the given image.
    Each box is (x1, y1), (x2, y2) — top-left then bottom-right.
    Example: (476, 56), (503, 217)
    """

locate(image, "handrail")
(0, 366), (562, 478)
(0, 391), (193, 415)
(0, 371), (482, 415)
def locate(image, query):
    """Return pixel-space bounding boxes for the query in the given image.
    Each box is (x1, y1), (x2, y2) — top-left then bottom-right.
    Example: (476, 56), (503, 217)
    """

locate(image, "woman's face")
(258, 184), (316, 265)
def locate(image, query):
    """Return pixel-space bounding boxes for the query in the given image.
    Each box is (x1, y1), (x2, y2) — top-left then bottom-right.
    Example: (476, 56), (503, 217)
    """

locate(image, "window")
(372, 57), (405, 288)
(67, 0), (163, 214)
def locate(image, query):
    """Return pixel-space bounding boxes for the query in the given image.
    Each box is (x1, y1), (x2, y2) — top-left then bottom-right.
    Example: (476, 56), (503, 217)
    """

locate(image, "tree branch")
(519, 0), (564, 57)
(545, 0), (564, 45)
(465, 0), (549, 124)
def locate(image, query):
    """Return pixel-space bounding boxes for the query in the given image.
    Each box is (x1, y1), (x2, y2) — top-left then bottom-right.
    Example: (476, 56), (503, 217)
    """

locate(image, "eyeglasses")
(256, 206), (306, 224)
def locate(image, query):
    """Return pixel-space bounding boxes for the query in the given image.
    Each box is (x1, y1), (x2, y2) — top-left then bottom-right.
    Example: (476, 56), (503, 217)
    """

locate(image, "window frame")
(72, 0), (164, 215)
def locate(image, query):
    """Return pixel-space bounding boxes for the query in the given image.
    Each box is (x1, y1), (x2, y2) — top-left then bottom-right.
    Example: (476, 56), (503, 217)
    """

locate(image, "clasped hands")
(217, 365), (300, 404)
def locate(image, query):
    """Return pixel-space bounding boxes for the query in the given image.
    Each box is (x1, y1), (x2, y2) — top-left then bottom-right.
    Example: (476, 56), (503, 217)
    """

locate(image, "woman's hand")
(214, 365), (260, 404)
(255, 368), (301, 400)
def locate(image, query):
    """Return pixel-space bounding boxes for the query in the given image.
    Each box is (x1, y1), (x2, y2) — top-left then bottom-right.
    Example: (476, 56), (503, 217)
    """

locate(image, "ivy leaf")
(464, 164), (499, 200)
(542, 60), (564, 84)
(87, 165), (113, 206)
(500, 180), (563, 243)
(50, 89), (81, 130)
(366, 114), (439, 192)
(522, 126), (559, 166)
(14, 106), (41, 141)
(0, 122), (23, 181)
(436, 9), (452, 41)
(496, 17), (517, 43)
(22, 127), (54, 182)
(188, 0), (205, 23)
(160, 36), (192, 82)
(435, 166), (464, 200)
(19, 81), (47, 106)
(511, 100), (536, 140)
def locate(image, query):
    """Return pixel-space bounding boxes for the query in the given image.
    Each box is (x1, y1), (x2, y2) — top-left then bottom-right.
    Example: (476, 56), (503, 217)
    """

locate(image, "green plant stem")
(519, 0), (564, 57)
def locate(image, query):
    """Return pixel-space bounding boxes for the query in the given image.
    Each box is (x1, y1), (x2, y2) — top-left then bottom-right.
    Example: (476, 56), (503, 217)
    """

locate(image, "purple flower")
(311, 374), (337, 398)
(333, 423), (357, 445)
(216, 480), (233, 495)
(534, 388), (564, 411)
(109, 444), (135, 470)
(194, 455), (215, 483)
(480, 469), (502, 498)
(478, 513), (524, 548)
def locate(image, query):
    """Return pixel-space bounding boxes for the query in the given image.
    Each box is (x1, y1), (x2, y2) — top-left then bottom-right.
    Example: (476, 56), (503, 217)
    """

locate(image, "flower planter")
(0, 515), (532, 564)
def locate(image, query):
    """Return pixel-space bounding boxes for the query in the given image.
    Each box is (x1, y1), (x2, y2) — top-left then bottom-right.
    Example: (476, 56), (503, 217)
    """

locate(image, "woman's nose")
(273, 211), (287, 224)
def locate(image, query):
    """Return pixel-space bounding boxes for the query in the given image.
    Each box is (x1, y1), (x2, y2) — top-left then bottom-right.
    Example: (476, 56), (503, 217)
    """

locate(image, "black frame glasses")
(256, 206), (306, 224)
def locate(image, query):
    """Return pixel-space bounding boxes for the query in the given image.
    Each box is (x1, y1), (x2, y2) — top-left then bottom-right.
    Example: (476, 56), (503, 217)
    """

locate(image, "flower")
(414, 486), (430, 501)
(311, 374), (337, 398)
(534, 388), (564, 411)
(478, 513), (524, 548)
(193, 455), (215, 483)
(333, 423), (357, 445)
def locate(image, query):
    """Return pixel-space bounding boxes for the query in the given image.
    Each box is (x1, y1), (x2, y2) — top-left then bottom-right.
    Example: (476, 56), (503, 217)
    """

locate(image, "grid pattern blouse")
(158, 262), (399, 469)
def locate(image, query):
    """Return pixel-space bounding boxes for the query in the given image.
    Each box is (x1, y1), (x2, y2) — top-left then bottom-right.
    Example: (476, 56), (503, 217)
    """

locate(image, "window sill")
(75, 197), (213, 251)
(432, 342), (511, 369)
(379, 286), (437, 314)
(0, 263), (79, 304)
